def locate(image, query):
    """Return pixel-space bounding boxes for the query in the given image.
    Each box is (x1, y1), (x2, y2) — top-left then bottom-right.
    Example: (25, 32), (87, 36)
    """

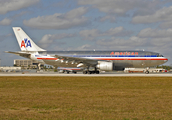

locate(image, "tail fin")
(13, 27), (46, 51)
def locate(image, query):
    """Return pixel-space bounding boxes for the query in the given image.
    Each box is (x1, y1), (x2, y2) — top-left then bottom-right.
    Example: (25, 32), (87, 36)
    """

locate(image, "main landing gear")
(83, 70), (100, 74)
(145, 70), (149, 74)
(145, 67), (150, 74)
(83, 67), (100, 74)
(66, 71), (77, 74)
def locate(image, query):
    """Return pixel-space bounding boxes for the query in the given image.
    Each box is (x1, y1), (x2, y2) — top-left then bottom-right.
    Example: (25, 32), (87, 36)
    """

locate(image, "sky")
(0, 0), (172, 66)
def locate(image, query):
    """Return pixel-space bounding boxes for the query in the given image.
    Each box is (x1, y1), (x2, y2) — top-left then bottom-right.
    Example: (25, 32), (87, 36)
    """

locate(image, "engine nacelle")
(96, 61), (114, 71)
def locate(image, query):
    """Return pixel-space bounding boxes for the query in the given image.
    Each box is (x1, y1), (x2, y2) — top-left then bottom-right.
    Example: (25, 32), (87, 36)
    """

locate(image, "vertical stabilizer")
(13, 27), (46, 51)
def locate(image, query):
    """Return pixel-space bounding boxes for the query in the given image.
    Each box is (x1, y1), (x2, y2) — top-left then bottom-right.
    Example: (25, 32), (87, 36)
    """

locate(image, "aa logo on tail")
(21, 38), (32, 48)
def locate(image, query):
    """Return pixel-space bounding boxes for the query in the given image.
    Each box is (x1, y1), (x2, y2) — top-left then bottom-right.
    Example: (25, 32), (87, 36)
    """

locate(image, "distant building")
(14, 59), (44, 69)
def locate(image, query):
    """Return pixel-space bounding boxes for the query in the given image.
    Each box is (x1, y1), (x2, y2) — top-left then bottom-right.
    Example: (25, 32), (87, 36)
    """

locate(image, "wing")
(43, 55), (99, 67)
(55, 55), (98, 65)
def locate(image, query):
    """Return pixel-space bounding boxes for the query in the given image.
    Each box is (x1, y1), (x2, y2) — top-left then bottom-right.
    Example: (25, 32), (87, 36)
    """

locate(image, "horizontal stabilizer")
(5, 51), (31, 58)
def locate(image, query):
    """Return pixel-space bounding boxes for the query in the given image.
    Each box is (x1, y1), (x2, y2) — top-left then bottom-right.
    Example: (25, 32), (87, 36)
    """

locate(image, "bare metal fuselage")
(34, 50), (168, 69)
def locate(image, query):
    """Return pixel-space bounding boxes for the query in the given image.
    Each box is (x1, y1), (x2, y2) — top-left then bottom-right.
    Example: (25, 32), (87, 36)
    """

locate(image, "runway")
(0, 72), (172, 77)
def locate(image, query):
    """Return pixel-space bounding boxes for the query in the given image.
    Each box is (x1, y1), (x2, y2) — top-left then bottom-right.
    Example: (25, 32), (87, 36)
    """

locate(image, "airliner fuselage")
(31, 50), (168, 70)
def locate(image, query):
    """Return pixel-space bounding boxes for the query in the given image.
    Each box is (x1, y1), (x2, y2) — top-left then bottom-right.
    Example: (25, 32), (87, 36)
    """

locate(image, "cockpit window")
(157, 54), (164, 57)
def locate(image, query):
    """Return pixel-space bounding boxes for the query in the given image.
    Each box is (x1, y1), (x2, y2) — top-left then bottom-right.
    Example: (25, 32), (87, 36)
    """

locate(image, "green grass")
(0, 77), (172, 119)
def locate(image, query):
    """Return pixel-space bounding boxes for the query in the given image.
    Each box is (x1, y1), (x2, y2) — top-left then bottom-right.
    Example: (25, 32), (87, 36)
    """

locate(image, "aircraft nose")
(164, 58), (168, 63)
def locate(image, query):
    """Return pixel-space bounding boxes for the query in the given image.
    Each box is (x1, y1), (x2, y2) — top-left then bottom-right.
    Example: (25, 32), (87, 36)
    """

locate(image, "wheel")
(145, 71), (149, 74)
(83, 71), (87, 74)
(96, 71), (100, 74)
(88, 71), (92, 74)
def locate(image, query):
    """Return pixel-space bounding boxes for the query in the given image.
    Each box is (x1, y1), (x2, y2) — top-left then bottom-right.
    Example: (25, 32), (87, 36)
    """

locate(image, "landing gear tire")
(96, 71), (100, 74)
(88, 71), (92, 74)
(145, 67), (150, 74)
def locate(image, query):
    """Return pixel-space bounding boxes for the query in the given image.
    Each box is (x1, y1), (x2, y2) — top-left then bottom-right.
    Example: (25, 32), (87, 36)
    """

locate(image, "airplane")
(6, 27), (168, 74)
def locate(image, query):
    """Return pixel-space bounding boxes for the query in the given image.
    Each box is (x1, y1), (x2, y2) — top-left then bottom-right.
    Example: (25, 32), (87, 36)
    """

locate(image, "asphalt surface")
(0, 72), (172, 77)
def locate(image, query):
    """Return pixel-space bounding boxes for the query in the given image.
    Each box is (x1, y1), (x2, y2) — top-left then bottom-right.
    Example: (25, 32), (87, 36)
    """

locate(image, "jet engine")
(96, 61), (125, 71)
(96, 61), (114, 71)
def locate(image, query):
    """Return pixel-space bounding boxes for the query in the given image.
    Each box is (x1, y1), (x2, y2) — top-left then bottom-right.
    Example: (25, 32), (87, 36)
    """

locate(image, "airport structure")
(0, 66), (21, 72)
(14, 59), (44, 69)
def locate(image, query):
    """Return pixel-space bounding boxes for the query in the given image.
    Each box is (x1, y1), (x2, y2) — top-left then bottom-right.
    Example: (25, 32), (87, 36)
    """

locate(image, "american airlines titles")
(110, 52), (138, 55)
